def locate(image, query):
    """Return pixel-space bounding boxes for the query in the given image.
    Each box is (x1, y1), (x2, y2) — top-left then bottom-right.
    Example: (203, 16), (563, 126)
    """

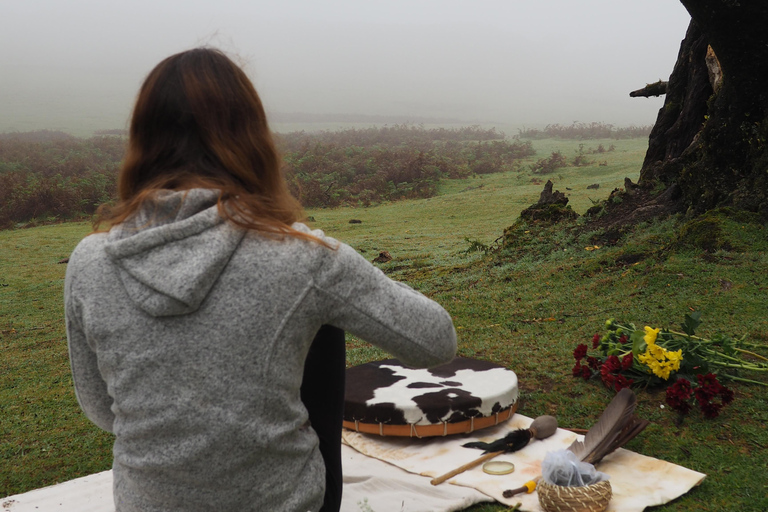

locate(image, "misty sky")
(1, 0), (691, 135)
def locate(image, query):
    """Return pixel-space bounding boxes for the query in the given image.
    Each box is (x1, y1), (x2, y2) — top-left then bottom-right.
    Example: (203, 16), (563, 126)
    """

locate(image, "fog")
(0, 0), (691, 136)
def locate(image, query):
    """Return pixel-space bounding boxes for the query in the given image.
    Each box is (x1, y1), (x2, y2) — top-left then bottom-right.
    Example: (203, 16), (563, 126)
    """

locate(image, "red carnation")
(601, 373), (615, 388)
(613, 374), (634, 391)
(618, 334), (628, 344)
(720, 386), (735, 405)
(573, 344), (588, 361)
(694, 378), (723, 406)
(694, 387), (711, 406)
(696, 373), (723, 397)
(670, 378), (693, 398)
(599, 357), (621, 388)
(572, 362), (583, 378)
(700, 401), (722, 419)
(621, 353), (633, 370)
(668, 397), (691, 414)
(587, 356), (600, 370)
(604, 355), (621, 372)
(592, 333), (600, 349)
(581, 365), (592, 381)
(687, 373), (732, 418)
(666, 378), (693, 414)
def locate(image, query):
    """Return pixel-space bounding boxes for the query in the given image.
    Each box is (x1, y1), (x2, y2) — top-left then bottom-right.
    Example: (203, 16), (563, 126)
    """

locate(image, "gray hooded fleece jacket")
(64, 189), (457, 512)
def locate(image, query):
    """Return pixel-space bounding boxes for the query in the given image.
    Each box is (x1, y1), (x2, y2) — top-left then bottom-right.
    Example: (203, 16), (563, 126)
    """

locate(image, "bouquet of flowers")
(572, 312), (768, 418)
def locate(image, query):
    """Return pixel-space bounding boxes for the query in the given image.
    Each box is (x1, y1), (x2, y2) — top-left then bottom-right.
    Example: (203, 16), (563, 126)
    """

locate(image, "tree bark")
(638, 1), (768, 217)
(629, 80), (668, 98)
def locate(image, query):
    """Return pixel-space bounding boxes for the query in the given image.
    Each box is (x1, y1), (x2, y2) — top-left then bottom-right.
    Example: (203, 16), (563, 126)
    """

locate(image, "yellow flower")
(655, 363), (673, 380)
(637, 351), (657, 368)
(637, 339), (683, 380)
(667, 349), (683, 372)
(648, 343), (665, 359)
(644, 326), (660, 345)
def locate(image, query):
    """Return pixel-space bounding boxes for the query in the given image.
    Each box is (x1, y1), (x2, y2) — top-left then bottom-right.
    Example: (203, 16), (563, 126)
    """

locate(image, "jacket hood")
(104, 189), (245, 317)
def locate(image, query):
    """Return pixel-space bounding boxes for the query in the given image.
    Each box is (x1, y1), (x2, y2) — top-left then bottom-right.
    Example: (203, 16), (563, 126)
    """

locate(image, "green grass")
(307, 138), (647, 265)
(3, 137), (768, 510)
(0, 223), (115, 497)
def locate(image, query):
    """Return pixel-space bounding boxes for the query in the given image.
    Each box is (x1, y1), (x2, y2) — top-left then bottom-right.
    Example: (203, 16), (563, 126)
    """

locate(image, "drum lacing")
(409, 423), (422, 438)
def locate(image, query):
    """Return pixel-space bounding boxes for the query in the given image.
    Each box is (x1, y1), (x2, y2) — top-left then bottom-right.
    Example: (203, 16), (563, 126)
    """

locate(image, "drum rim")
(342, 401), (519, 437)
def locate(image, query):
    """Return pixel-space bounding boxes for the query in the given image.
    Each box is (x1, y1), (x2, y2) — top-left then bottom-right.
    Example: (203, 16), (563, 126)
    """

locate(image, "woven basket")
(537, 480), (612, 512)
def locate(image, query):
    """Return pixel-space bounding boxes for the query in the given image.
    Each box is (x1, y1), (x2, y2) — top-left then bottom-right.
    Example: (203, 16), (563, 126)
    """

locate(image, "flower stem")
(698, 347), (768, 368)
(665, 330), (710, 342)
(664, 330), (768, 354)
(734, 348), (768, 362)
(719, 374), (768, 386)
(710, 361), (768, 371)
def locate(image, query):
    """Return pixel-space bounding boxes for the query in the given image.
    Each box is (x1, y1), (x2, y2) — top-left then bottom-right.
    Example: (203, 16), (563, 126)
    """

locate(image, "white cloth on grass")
(342, 414), (707, 512)
(1, 445), (491, 512)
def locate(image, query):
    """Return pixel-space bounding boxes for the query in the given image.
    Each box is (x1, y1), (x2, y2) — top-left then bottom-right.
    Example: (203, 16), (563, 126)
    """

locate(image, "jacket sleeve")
(64, 262), (115, 433)
(313, 242), (457, 368)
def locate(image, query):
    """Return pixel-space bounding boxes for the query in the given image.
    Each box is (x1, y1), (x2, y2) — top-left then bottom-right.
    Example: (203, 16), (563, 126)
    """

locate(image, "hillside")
(2, 136), (767, 511)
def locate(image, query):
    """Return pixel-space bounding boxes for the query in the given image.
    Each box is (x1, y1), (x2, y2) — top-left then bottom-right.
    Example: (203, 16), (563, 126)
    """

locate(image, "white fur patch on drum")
(367, 364), (518, 425)
(343, 358), (520, 427)
(344, 357), (518, 426)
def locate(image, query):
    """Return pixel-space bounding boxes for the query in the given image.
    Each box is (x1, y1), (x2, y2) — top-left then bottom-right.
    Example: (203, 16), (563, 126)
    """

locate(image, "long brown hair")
(96, 48), (318, 242)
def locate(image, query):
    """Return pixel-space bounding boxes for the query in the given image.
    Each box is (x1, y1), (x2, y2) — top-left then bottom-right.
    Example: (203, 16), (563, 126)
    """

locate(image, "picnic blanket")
(340, 444), (491, 512)
(342, 413), (707, 512)
(1, 446), (490, 512)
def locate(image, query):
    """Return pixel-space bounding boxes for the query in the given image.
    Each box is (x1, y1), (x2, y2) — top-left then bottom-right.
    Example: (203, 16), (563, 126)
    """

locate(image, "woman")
(64, 48), (457, 512)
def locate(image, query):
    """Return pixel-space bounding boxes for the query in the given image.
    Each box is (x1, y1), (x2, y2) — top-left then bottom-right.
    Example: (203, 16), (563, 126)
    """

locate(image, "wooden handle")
(430, 450), (502, 485)
(503, 477), (540, 498)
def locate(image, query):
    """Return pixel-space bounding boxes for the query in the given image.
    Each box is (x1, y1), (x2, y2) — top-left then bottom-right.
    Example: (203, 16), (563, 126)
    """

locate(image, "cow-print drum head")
(343, 357), (519, 437)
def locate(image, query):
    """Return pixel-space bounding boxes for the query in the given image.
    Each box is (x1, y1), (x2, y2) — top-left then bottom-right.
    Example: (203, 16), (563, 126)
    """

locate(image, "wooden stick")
(431, 415), (558, 486)
(430, 450), (502, 485)
(503, 477), (540, 498)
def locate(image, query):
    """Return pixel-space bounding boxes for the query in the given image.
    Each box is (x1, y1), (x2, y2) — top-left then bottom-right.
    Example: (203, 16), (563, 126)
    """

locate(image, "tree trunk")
(639, 1), (768, 217)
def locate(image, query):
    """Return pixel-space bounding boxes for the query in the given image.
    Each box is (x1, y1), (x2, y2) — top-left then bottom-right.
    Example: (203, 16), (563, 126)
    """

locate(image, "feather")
(605, 414), (651, 456)
(567, 388), (649, 464)
(463, 429), (533, 454)
(502, 390), (649, 498)
(462, 415), (558, 454)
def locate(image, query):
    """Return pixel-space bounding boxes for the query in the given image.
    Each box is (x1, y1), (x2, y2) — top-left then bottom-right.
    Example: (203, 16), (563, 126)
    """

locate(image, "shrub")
(516, 122), (652, 140)
(530, 151), (568, 174)
(0, 135), (123, 228)
(0, 126), (537, 228)
(279, 128), (534, 207)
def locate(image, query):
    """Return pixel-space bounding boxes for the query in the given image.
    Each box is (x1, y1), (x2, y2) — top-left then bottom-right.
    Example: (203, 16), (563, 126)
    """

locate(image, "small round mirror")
(482, 461), (515, 475)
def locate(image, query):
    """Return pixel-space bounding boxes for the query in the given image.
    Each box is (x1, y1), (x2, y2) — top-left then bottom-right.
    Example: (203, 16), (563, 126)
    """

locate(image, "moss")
(500, 215), (579, 262)
(710, 206), (763, 225)
(518, 203), (578, 224)
(675, 207), (761, 252)
(584, 204), (604, 218)
(677, 216), (731, 252)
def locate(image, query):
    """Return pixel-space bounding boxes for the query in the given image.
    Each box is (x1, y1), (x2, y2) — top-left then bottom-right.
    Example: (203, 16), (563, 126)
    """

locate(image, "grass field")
(2, 137), (768, 510)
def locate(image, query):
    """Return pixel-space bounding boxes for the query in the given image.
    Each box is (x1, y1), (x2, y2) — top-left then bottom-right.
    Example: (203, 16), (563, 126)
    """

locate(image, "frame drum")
(343, 357), (519, 437)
